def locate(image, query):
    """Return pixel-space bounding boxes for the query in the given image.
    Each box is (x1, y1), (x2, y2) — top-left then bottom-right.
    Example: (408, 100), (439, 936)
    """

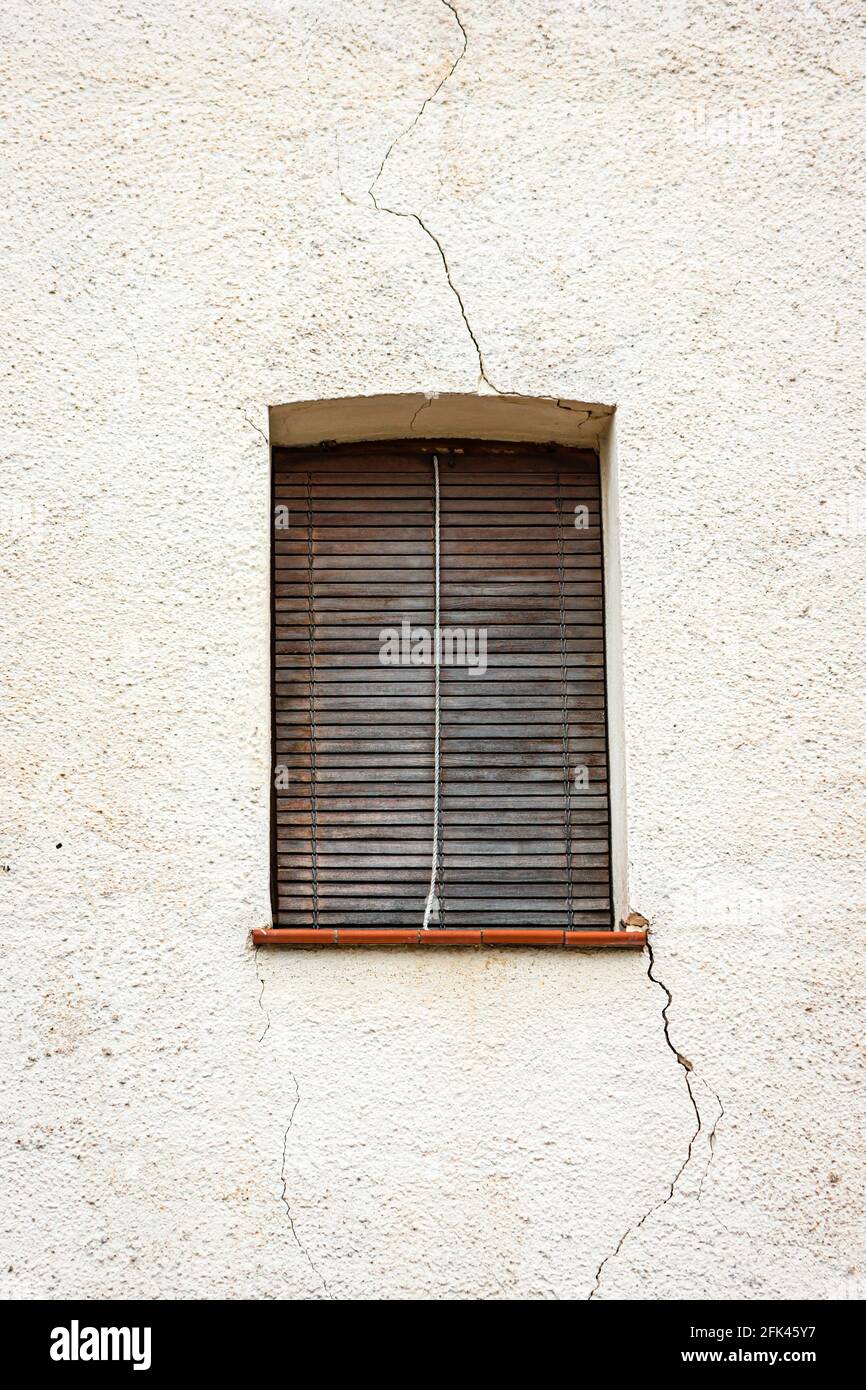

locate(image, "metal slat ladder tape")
(422, 452), (441, 930)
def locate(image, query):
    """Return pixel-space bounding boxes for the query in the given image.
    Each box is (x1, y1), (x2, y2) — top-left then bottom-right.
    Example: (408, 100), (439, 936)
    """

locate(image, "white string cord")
(422, 452), (441, 929)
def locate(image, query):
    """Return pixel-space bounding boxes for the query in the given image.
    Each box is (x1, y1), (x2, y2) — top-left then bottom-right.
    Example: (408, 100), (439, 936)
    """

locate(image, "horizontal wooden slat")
(275, 709), (605, 725)
(276, 695), (606, 710)
(278, 850), (603, 861)
(276, 555), (601, 570)
(269, 913), (613, 927)
(274, 728), (605, 743)
(275, 825), (609, 844)
(278, 806), (608, 822)
(277, 784), (607, 799)
(277, 857), (609, 873)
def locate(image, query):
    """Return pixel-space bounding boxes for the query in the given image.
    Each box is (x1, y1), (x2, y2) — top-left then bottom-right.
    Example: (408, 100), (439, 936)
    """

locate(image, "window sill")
(252, 928), (646, 948)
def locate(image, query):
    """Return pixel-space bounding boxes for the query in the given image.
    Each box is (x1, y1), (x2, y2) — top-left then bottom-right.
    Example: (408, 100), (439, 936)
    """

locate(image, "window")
(259, 437), (637, 946)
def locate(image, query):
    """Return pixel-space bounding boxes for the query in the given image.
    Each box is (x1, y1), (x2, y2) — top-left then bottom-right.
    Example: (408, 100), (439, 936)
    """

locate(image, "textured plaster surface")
(1, 0), (865, 1299)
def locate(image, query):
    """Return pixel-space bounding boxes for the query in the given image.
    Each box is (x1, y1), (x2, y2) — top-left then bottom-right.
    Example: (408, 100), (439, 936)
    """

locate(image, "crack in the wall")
(368, 0), (468, 197)
(554, 402), (592, 422)
(698, 1081), (726, 1202)
(252, 956), (333, 1289)
(367, 1), (502, 395)
(281, 1074), (332, 1298)
(242, 411), (269, 446)
(253, 943), (270, 1044)
(410, 392), (438, 432)
(588, 933), (725, 1300)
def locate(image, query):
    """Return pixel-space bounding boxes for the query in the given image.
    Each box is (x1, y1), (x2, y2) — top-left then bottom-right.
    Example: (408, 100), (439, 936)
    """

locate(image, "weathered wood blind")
(273, 439), (611, 931)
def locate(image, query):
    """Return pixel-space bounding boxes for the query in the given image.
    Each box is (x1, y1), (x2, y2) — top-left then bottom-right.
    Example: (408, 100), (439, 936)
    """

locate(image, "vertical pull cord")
(556, 470), (574, 929)
(435, 451), (445, 928)
(307, 471), (319, 929)
(422, 452), (442, 930)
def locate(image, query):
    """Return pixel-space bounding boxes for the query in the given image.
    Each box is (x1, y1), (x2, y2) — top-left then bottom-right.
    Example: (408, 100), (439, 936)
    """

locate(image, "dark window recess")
(272, 439), (612, 932)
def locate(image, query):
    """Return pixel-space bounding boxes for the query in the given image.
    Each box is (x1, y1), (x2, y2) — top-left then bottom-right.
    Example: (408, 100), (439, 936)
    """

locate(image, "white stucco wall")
(2, 0), (864, 1299)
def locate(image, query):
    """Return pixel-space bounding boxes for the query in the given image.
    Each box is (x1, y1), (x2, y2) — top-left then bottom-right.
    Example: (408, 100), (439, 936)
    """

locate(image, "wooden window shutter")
(271, 439), (614, 942)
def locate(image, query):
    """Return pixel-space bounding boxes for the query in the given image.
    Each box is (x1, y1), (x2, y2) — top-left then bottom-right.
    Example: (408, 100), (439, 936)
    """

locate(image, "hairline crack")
(366, 2), (501, 394)
(281, 1073), (333, 1298)
(588, 931), (725, 1299)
